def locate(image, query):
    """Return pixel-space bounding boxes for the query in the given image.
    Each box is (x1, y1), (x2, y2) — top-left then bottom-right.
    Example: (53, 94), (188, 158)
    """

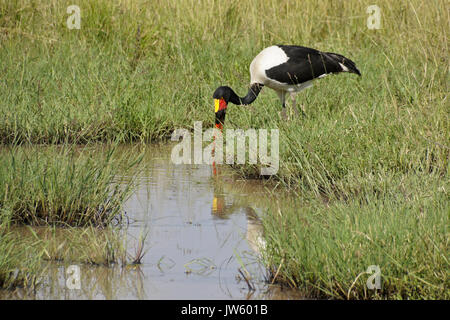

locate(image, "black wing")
(265, 45), (360, 85)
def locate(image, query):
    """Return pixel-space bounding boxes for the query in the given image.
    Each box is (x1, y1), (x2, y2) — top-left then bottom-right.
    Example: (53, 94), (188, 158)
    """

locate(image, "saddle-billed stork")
(213, 45), (361, 128)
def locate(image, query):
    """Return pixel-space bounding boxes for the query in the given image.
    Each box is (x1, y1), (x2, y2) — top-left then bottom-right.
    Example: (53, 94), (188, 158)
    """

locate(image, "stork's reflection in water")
(211, 175), (266, 257)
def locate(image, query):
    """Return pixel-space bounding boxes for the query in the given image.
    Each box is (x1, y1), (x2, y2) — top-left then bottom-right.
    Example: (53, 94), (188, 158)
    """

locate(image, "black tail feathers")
(325, 52), (361, 76)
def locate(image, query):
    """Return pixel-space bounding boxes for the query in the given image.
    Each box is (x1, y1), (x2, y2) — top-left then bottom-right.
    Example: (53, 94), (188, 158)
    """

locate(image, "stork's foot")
(292, 105), (306, 118)
(290, 96), (305, 118)
(300, 105), (307, 117)
(279, 108), (289, 120)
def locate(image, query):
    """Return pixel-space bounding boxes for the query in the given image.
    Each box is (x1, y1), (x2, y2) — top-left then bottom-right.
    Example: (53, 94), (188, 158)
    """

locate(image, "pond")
(0, 144), (303, 300)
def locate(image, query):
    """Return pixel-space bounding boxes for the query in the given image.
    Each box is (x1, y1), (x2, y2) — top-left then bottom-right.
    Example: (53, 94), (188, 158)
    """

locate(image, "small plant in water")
(130, 229), (149, 265)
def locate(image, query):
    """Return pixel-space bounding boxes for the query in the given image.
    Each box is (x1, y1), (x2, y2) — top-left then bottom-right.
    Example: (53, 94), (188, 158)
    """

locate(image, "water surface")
(1, 144), (303, 300)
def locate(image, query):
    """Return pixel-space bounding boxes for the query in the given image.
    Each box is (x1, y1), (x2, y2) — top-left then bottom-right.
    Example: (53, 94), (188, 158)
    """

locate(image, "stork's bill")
(213, 96), (227, 130)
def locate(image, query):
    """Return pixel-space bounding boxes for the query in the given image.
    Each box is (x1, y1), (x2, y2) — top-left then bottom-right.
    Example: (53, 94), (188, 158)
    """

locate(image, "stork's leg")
(290, 92), (306, 118)
(277, 91), (288, 120)
(290, 93), (299, 117)
(281, 103), (288, 120)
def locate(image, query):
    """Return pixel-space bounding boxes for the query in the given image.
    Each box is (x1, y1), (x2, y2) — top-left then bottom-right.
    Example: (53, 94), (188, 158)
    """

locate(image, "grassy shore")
(0, 145), (139, 226)
(0, 145), (141, 288)
(0, 0), (448, 298)
(262, 176), (448, 299)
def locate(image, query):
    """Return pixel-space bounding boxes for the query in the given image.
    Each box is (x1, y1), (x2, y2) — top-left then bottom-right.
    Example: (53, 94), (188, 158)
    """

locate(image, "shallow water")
(1, 144), (303, 300)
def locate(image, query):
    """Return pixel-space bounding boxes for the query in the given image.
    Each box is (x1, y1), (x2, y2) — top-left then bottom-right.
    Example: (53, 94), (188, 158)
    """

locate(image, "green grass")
(0, 145), (140, 227)
(0, 224), (131, 289)
(0, 0), (447, 193)
(0, 227), (41, 289)
(0, 0), (448, 298)
(0, 144), (142, 289)
(261, 176), (448, 299)
(12, 225), (128, 265)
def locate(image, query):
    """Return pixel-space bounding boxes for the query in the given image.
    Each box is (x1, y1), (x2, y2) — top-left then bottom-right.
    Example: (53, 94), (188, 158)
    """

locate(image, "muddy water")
(1, 144), (303, 300)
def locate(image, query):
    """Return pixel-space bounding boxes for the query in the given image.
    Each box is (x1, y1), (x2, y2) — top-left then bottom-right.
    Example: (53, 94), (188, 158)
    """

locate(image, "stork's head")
(213, 86), (232, 130)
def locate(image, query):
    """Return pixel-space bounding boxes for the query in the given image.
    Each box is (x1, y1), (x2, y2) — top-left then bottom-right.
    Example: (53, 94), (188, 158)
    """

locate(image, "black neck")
(229, 83), (263, 105)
